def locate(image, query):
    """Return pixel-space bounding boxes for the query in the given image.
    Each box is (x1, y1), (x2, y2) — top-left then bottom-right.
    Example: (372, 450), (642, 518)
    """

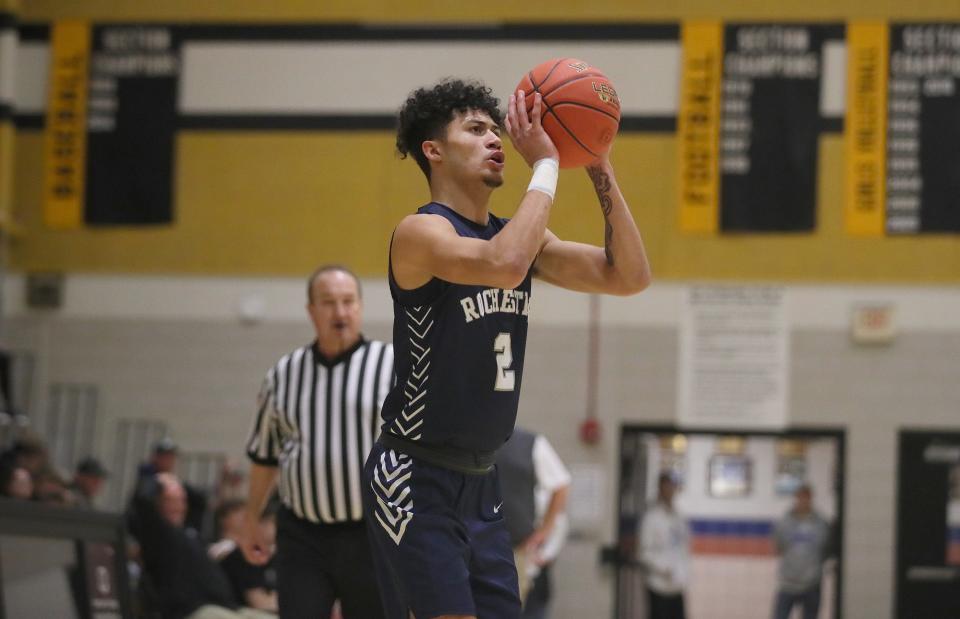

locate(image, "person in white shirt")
(497, 427), (572, 606)
(522, 481), (570, 619)
(640, 472), (690, 619)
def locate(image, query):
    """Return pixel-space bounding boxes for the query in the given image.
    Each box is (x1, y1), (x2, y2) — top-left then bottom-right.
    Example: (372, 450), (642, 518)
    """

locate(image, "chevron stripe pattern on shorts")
(372, 448), (414, 545)
(391, 305), (432, 440)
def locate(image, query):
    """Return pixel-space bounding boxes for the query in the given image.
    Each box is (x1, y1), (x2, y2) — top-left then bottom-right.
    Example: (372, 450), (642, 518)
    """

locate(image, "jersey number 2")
(493, 332), (515, 391)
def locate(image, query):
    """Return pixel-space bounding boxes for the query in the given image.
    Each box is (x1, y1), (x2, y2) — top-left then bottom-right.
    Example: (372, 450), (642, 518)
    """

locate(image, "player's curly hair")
(396, 79), (503, 181)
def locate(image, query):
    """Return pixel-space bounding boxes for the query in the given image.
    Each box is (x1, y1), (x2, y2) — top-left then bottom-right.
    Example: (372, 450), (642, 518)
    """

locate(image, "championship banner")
(846, 23), (960, 235)
(43, 22), (179, 227)
(84, 24), (179, 225)
(720, 24), (830, 232)
(887, 24), (960, 233)
(680, 23), (837, 233)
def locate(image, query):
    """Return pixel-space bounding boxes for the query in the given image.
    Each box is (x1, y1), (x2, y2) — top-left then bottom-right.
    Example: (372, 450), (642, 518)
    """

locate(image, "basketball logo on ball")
(516, 57), (622, 168)
(592, 82), (620, 108)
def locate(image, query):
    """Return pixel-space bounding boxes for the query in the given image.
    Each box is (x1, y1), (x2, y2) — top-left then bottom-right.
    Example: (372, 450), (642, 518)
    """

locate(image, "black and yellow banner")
(720, 24), (830, 232)
(678, 21), (722, 234)
(43, 20), (90, 229)
(85, 24), (179, 225)
(43, 21), (179, 227)
(680, 22), (837, 234)
(846, 22), (960, 235)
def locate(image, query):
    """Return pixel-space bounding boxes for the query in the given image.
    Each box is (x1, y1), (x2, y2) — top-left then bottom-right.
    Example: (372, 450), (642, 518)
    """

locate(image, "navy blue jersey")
(381, 202), (533, 453)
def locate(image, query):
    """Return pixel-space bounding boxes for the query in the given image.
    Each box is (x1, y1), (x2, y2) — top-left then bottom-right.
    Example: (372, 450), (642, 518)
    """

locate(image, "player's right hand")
(239, 516), (274, 565)
(505, 90), (559, 167)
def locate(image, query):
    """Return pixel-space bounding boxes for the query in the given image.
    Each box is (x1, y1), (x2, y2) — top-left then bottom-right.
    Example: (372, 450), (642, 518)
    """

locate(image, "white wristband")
(527, 157), (559, 200)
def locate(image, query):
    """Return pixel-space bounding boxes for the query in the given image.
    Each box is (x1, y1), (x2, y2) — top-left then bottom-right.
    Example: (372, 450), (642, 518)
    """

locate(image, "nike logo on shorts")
(494, 502), (503, 514)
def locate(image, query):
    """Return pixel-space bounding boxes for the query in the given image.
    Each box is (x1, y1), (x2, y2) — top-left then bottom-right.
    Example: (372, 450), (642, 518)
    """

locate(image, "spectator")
(128, 472), (272, 619)
(522, 482), (571, 619)
(5, 435), (48, 477)
(33, 469), (72, 505)
(138, 438), (179, 477)
(137, 439), (207, 535)
(221, 511), (278, 614)
(68, 456), (109, 508)
(210, 499), (248, 561)
(496, 426), (571, 605)
(0, 464), (33, 499)
(640, 472), (690, 619)
(772, 484), (833, 619)
(215, 460), (247, 504)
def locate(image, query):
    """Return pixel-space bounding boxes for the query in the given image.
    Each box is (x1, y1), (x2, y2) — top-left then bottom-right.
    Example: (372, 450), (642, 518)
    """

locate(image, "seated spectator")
(138, 438), (179, 478)
(209, 499), (247, 561)
(0, 464), (33, 499)
(68, 457), (109, 508)
(128, 473), (273, 619)
(33, 469), (73, 505)
(215, 460), (247, 504)
(136, 438), (207, 535)
(220, 510), (278, 614)
(4, 434), (49, 477)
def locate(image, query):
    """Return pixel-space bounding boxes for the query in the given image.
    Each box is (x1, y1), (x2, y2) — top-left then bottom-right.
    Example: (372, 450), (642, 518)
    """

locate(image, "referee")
(241, 265), (393, 619)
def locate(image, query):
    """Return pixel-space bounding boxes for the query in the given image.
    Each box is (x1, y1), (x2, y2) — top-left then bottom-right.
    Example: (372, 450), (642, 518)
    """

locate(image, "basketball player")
(362, 78), (650, 619)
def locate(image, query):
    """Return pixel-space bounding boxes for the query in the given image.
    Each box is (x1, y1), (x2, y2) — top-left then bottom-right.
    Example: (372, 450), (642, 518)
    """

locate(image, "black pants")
(647, 588), (686, 619)
(276, 507), (384, 619)
(521, 565), (552, 619)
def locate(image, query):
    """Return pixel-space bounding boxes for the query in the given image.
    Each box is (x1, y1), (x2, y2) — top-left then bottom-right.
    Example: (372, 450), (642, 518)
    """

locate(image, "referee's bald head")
(307, 264), (362, 305)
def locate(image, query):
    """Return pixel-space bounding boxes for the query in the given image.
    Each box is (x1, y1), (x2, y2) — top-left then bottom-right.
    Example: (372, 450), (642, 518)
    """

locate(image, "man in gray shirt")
(773, 484), (832, 619)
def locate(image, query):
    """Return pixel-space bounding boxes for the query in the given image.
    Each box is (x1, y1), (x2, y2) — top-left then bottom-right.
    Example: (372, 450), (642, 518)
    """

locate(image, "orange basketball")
(515, 58), (621, 168)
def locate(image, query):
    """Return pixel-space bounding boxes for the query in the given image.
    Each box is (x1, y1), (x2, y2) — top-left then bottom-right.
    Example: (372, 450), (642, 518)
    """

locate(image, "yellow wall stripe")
(844, 21), (888, 237)
(678, 21), (722, 234)
(43, 20), (90, 229)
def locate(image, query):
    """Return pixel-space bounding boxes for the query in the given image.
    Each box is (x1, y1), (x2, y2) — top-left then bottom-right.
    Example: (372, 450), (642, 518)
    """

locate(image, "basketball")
(515, 58), (621, 168)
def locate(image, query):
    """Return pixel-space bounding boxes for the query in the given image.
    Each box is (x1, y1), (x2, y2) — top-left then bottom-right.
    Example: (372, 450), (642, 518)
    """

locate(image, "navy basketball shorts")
(362, 441), (521, 619)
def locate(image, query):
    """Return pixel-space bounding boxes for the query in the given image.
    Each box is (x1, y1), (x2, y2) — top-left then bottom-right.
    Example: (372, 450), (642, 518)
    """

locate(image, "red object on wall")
(580, 418), (602, 444)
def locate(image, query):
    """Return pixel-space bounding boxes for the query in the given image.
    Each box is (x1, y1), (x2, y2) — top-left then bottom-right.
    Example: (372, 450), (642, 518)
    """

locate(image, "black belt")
(379, 432), (496, 475)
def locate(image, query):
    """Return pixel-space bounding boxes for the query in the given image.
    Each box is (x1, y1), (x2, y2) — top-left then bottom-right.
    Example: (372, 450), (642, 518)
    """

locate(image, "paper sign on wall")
(678, 286), (789, 428)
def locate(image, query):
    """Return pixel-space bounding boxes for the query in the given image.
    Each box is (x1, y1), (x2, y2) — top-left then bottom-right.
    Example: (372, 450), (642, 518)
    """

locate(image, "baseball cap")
(153, 437), (179, 454)
(76, 457), (109, 478)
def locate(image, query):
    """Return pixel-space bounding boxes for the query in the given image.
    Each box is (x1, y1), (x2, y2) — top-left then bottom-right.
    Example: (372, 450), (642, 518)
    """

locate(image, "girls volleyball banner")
(845, 22), (960, 235)
(678, 22), (841, 234)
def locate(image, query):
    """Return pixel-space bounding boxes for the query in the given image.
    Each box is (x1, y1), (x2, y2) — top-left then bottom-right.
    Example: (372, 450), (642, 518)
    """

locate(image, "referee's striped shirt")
(246, 338), (394, 524)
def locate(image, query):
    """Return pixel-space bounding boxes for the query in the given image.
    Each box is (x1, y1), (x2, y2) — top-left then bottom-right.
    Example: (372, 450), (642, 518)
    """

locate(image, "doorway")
(615, 425), (845, 619)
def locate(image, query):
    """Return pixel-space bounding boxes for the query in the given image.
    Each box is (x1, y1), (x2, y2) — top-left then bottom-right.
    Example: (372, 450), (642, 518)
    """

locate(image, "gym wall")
(8, 0), (960, 281)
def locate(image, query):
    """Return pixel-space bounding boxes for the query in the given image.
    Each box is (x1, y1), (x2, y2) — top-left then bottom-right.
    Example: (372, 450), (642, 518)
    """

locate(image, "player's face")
(443, 110), (505, 188)
(308, 271), (363, 354)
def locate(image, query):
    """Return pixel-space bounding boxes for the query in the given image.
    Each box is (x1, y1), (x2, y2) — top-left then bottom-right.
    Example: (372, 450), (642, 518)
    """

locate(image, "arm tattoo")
(587, 165), (615, 265)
